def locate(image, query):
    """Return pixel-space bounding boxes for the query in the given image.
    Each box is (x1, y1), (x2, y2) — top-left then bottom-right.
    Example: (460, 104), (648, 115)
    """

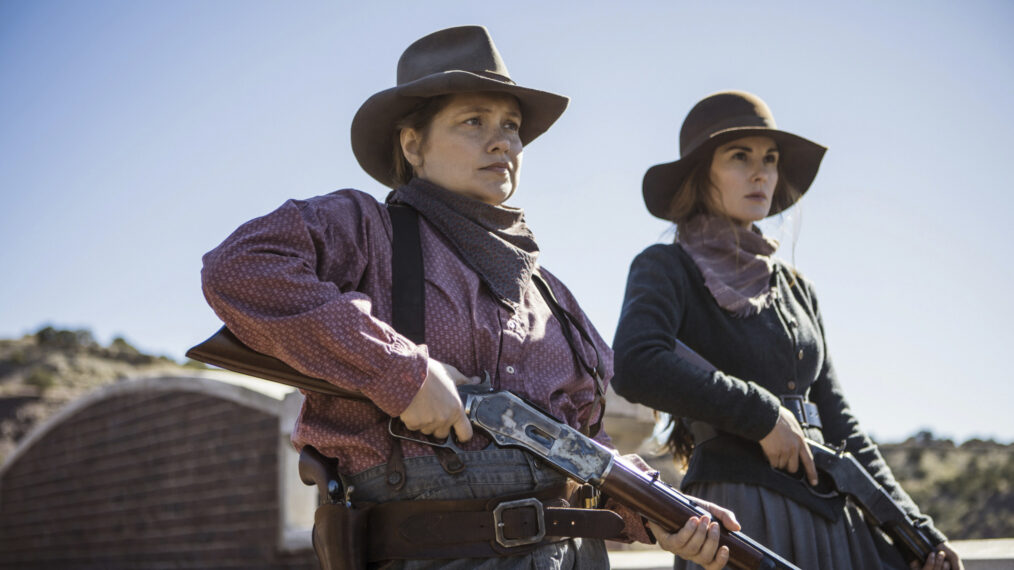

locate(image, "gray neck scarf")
(391, 178), (539, 308)
(679, 215), (779, 318)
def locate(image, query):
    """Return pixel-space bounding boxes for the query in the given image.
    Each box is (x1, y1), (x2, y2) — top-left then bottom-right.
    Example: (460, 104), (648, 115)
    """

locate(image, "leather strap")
(366, 486), (624, 561)
(531, 272), (606, 437)
(388, 203), (425, 345)
(780, 395), (823, 429)
(388, 203), (469, 477)
(387, 203), (426, 484)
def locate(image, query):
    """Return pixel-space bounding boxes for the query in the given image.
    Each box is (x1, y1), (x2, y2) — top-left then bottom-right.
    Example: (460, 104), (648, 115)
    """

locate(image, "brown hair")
(666, 158), (718, 226)
(389, 95), (453, 187)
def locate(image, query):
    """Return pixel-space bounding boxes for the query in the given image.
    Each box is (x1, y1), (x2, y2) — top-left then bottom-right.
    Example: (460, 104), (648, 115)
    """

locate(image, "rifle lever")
(387, 371), (493, 453)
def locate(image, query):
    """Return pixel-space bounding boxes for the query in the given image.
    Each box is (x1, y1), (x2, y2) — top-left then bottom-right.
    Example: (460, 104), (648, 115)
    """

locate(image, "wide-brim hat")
(642, 90), (827, 220)
(351, 25), (569, 188)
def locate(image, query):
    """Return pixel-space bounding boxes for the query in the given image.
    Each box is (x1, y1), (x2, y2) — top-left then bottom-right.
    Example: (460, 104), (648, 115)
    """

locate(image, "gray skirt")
(675, 482), (907, 570)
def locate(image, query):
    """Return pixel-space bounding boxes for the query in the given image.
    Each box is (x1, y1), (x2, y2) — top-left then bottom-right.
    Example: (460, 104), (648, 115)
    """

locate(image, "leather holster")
(312, 502), (373, 570)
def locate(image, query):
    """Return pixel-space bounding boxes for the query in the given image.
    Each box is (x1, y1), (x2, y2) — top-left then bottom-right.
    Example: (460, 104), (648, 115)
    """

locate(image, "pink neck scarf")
(678, 215), (779, 318)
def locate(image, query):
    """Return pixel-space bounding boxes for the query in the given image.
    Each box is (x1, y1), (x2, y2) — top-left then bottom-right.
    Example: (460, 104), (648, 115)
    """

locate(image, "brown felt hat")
(351, 25), (569, 188)
(642, 90), (827, 220)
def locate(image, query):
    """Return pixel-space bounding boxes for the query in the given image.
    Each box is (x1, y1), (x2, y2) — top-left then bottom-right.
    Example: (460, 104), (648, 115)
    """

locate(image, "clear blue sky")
(2, 1), (1011, 443)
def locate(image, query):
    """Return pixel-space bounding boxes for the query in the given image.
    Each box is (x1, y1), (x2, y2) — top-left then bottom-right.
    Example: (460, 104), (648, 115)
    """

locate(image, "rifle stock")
(187, 326), (367, 399)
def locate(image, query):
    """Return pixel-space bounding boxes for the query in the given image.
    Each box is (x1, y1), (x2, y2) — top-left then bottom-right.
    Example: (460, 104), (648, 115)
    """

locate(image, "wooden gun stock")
(186, 326), (367, 399)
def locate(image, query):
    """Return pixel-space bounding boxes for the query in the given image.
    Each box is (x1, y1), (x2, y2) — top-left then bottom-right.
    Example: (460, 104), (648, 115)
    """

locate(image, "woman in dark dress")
(612, 90), (962, 570)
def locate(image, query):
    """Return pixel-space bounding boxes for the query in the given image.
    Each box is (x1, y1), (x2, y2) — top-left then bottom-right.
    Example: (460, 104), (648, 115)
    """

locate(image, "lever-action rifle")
(187, 327), (798, 570)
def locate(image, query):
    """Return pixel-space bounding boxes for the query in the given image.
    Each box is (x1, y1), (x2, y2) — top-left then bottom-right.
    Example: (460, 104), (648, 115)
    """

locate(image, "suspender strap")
(388, 204), (426, 345)
(386, 203), (426, 488)
(531, 272), (606, 437)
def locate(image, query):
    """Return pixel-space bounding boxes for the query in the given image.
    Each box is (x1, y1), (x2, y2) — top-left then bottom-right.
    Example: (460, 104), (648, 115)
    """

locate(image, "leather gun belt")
(365, 484), (624, 561)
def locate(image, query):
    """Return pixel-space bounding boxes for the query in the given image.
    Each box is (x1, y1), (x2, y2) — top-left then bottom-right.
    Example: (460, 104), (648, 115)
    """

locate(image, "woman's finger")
(800, 443), (818, 486)
(704, 545), (730, 570)
(682, 515), (711, 554)
(451, 411), (474, 442)
(691, 522), (721, 564)
(697, 498), (741, 532)
(785, 448), (799, 475)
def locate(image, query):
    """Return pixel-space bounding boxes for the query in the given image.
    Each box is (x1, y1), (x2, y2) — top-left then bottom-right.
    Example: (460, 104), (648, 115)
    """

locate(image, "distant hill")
(880, 432), (1014, 540)
(0, 327), (1010, 541)
(0, 326), (202, 463)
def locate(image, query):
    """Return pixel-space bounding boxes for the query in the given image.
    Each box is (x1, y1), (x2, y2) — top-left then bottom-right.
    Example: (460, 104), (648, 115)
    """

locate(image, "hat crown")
(679, 91), (777, 156)
(397, 26), (512, 86)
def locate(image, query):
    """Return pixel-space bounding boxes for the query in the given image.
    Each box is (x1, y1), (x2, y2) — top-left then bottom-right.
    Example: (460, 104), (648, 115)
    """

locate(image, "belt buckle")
(492, 498), (546, 548)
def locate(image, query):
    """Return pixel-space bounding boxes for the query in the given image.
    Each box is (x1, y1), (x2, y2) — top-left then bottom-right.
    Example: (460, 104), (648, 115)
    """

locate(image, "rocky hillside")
(880, 432), (1014, 540)
(0, 326), (201, 463)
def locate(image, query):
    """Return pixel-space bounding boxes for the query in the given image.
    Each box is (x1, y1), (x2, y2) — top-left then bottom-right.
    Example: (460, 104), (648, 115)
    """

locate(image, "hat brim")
(351, 71), (569, 188)
(642, 127), (827, 220)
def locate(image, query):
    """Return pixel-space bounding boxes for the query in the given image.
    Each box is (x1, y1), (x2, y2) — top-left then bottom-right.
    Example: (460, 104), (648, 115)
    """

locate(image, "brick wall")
(0, 379), (317, 569)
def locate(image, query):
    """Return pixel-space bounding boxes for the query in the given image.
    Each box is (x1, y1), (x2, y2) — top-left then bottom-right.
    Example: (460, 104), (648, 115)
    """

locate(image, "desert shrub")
(24, 366), (57, 393)
(34, 326), (97, 350)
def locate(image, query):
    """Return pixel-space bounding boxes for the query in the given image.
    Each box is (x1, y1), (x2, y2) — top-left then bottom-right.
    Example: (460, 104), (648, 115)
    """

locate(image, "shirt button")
(507, 320), (517, 330)
(797, 349), (804, 360)
(787, 381), (797, 390)
(506, 365), (516, 374)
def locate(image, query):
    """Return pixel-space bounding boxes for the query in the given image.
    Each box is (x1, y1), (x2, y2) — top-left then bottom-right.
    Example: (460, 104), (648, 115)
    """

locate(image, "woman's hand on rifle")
(399, 359), (479, 441)
(760, 406), (818, 486)
(914, 542), (963, 570)
(649, 499), (741, 570)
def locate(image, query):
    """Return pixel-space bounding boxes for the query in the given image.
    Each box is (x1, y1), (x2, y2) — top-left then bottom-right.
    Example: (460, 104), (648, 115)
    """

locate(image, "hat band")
(681, 115), (777, 156)
(472, 70), (516, 85)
